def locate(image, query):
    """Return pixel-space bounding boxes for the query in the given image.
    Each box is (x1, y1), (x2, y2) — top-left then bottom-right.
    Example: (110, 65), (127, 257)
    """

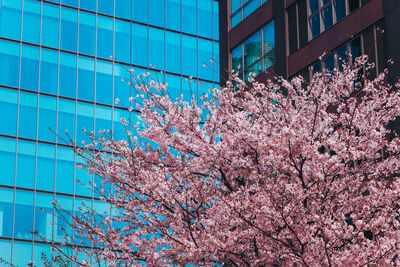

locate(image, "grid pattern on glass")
(288, 0), (372, 54)
(0, 0), (220, 264)
(230, 0), (268, 28)
(295, 23), (385, 82)
(231, 20), (276, 81)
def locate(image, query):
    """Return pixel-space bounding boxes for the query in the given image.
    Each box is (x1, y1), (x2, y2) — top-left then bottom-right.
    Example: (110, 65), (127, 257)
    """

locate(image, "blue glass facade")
(0, 0), (219, 264)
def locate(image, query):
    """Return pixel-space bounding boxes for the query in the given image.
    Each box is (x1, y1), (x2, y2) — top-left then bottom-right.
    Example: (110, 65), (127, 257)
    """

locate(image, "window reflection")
(96, 60), (113, 105)
(0, 0), (22, 41)
(60, 7), (78, 52)
(198, 0), (213, 39)
(40, 49), (59, 95)
(78, 11), (96, 57)
(116, 0), (131, 20)
(231, 20), (275, 80)
(0, 88), (18, 137)
(0, 40), (20, 87)
(41, 4), (59, 49)
(115, 20), (131, 64)
(38, 95), (57, 142)
(21, 45), (39, 91)
(22, 0), (41, 44)
(56, 146), (75, 194)
(16, 140), (36, 189)
(166, 0), (180, 32)
(149, 27), (165, 70)
(97, 16), (114, 60)
(149, 0), (164, 28)
(18, 92), (38, 140)
(182, 1), (197, 35)
(36, 143), (56, 192)
(182, 35), (197, 77)
(78, 56), (95, 102)
(14, 190), (34, 240)
(132, 23), (148, 68)
(0, 139), (16, 188)
(166, 32), (181, 74)
(58, 98), (76, 140)
(59, 53), (77, 99)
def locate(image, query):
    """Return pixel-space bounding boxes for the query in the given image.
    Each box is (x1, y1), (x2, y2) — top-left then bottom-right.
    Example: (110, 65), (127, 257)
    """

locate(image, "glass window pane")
(132, 23), (148, 67)
(231, 11), (241, 28)
(79, 0), (96, 12)
(243, 0), (260, 20)
(309, 0), (319, 14)
(40, 48), (59, 95)
(78, 11), (96, 57)
(149, 27), (165, 70)
(59, 52), (77, 99)
(76, 102), (94, 143)
(363, 26), (376, 79)
(213, 42), (220, 81)
(77, 56), (95, 102)
(36, 143), (56, 192)
(231, 44), (243, 74)
(113, 109), (131, 141)
(182, 35), (197, 77)
(95, 105), (112, 134)
(98, 0), (114, 16)
(182, 1), (197, 35)
(324, 52), (335, 71)
(213, 1), (219, 40)
(22, 0), (41, 44)
(350, 36), (361, 63)
(166, 31), (181, 75)
(114, 64), (131, 108)
(0, 137), (16, 187)
(198, 39), (214, 81)
(21, 45), (39, 91)
(0, 0), (22, 40)
(58, 98), (76, 141)
(75, 156), (93, 197)
(62, 0), (78, 8)
(182, 77), (197, 103)
(321, 5), (333, 30)
(245, 60), (262, 81)
(149, 0), (164, 27)
(244, 30), (262, 69)
(18, 92), (38, 140)
(115, 0), (131, 20)
(14, 191), (34, 240)
(12, 241), (32, 266)
(309, 14), (321, 39)
(54, 195), (73, 243)
(97, 15), (114, 59)
(264, 50), (276, 70)
(96, 59), (113, 105)
(231, 0), (241, 14)
(56, 146), (74, 194)
(166, 0), (180, 32)
(115, 19), (131, 64)
(41, 4), (60, 49)
(336, 43), (348, 70)
(132, 0), (148, 24)
(335, 0), (346, 22)
(198, 0), (213, 39)
(16, 140), (36, 189)
(165, 74), (182, 101)
(263, 20), (275, 54)
(33, 243), (52, 264)
(60, 7), (78, 52)
(0, 40), (20, 87)
(0, 88), (18, 136)
(34, 193), (54, 241)
(0, 240), (11, 262)
(348, 0), (360, 12)
(38, 95), (57, 142)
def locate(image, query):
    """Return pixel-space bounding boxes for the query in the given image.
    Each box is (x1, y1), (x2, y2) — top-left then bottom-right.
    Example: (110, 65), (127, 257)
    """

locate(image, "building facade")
(0, 0), (219, 265)
(220, 0), (400, 87)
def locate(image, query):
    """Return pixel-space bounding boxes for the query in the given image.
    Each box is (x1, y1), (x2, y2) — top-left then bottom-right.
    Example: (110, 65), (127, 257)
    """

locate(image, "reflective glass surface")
(0, 1), (219, 264)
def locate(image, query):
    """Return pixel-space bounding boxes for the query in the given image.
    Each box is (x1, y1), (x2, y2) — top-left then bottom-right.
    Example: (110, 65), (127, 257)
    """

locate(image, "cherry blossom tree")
(57, 57), (400, 266)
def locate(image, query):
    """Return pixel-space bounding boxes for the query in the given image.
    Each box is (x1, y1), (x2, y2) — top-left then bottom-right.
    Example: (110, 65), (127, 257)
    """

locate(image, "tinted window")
(0, 0), (21, 40)
(20, 45), (39, 91)
(16, 140), (36, 189)
(22, 0), (41, 44)
(166, 31), (181, 75)
(78, 11), (96, 57)
(0, 40), (20, 87)
(59, 52), (77, 99)
(41, 4), (60, 49)
(60, 7), (78, 52)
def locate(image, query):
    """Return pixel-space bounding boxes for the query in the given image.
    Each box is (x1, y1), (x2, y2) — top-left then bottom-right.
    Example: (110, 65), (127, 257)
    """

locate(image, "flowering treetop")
(63, 57), (400, 266)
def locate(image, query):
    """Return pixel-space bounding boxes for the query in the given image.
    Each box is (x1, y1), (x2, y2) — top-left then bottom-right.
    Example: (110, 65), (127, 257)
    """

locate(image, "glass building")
(0, 0), (219, 265)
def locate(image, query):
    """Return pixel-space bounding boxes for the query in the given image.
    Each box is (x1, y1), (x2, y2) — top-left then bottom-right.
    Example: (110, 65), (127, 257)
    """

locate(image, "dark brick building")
(219, 0), (400, 86)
